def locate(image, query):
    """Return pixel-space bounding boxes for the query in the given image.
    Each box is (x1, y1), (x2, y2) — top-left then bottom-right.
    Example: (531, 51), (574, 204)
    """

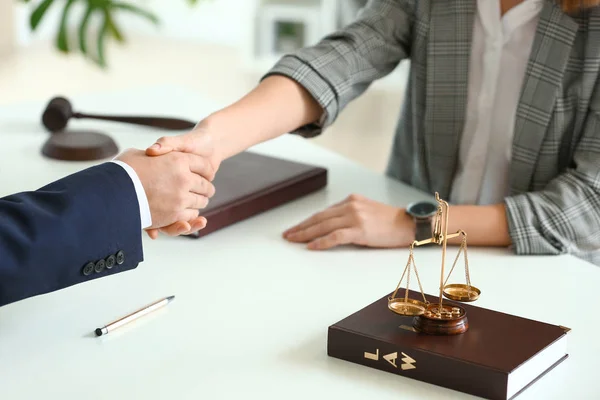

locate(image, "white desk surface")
(0, 86), (598, 400)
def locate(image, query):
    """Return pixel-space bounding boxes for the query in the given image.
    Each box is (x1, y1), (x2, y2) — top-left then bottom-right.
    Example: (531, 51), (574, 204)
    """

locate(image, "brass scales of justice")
(388, 193), (480, 335)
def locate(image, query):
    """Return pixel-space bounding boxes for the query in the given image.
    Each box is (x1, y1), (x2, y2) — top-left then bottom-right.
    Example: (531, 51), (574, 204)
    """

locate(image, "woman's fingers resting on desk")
(283, 194), (416, 250)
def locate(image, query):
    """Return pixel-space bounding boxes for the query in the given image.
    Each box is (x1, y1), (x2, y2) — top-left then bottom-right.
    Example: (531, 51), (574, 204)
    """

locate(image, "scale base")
(413, 303), (468, 335)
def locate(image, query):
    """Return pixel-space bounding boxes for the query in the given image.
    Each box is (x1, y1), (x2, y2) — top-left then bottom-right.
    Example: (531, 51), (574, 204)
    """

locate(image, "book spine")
(327, 326), (508, 400)
(188, 169), (327, 238)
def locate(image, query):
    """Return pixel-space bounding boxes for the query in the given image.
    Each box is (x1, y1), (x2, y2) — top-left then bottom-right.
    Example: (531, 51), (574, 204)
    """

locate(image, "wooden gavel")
(40, 96), (197, 161)
(42, 96), (197, 132)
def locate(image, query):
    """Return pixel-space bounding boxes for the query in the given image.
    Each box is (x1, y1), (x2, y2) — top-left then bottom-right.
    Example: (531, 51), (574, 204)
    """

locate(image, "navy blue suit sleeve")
(0, 162), (144, 306)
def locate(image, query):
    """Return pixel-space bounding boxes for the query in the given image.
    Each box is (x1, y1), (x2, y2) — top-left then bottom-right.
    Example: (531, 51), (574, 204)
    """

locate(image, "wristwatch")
(406, 201), (438, 241)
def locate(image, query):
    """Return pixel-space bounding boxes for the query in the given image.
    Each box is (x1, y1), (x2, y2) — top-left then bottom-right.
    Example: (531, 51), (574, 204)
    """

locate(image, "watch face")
(407, 201), (437, 218)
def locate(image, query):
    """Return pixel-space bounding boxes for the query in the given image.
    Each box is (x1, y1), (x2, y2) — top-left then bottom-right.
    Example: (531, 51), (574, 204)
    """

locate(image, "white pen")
(94, 295), (175, 336)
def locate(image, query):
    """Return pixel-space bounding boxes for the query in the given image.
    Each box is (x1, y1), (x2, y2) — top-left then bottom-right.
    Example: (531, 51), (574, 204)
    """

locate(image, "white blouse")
(450, 0), (545, 205)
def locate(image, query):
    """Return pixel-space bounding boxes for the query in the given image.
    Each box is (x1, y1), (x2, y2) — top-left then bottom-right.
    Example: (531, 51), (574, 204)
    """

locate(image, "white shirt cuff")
(110, 160), (153, 229)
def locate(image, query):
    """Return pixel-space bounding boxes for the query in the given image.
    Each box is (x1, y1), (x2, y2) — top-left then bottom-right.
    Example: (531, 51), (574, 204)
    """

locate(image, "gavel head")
(42, 97), (73, 132)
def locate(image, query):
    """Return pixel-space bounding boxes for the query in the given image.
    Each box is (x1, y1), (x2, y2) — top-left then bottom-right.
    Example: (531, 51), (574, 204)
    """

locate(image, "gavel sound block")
(41, 96), (197, 161)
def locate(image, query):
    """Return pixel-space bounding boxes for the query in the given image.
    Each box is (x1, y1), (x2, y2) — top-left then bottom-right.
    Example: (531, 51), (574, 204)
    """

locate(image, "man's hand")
(283, 194), (416, 250)
(144, 125), (222, 237)
(116, 148), (216, 237)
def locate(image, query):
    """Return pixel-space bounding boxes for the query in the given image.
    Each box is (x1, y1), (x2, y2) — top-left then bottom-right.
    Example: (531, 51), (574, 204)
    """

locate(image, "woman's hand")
(283, 194), (416, 250)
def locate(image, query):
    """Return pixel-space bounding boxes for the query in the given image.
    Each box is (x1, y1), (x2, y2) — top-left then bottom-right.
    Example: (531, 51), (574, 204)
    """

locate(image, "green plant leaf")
(78, 5), (94, 55)
(96, 11), (110, 67)
(30, 0), (55, 31)
(25, 0), (205, 68)
(56, 0), (77, 53)
(89, 0), (110, 6)
(105, 11), (125, 42)
(110, 2), (159, 25)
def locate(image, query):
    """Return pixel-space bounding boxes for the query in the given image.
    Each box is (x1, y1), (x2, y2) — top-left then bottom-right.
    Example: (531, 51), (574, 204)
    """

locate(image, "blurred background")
(0, 0), (410, 172)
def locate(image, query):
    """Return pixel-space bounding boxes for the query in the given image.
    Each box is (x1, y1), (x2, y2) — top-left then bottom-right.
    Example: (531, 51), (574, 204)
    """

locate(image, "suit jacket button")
(106, 255), (116, 269)
(94, 259), (106, 273)
(116, 250), (125, 265)
(82, 262), (95, 276)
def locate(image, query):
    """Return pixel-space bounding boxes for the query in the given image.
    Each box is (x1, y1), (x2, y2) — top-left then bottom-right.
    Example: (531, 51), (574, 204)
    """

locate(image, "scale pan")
(443, 284), (480, 302)
(388, 298), (427, 316)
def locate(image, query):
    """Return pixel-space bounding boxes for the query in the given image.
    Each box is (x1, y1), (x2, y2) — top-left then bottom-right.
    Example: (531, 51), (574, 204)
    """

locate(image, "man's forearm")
(202, 75), (323, 162)
(0, 163), (144, 306)
(445, 204), (512, 247)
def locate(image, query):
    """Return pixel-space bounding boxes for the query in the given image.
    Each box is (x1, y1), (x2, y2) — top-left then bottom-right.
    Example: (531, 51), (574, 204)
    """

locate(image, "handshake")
(117, 128), (217, 239)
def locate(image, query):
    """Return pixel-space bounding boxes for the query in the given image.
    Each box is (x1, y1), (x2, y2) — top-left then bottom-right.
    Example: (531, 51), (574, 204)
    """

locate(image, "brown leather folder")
(328, 290), (569, 400)
(188, 151), (328, 238)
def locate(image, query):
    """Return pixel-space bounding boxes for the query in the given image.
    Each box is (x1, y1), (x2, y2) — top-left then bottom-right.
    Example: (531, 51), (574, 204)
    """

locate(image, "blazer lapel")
(573, 9), (600, 137)
(424, 0), (476, 199)
(509, 2), (578, 195)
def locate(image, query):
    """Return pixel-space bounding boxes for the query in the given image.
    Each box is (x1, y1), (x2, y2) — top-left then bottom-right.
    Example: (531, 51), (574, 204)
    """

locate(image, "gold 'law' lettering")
(364, 349), (379, 361)
(363, 348), (417, 370)
(384, 352), (398, 367)
(401, 352), (416, 370)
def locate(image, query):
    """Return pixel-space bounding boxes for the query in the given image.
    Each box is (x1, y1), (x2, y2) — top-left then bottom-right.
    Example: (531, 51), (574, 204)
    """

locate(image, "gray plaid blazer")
(265, 0), (600, 265)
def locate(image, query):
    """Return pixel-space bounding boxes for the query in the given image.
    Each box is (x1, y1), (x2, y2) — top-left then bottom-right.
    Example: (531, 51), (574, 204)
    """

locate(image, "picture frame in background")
(257, 3), (321, 59)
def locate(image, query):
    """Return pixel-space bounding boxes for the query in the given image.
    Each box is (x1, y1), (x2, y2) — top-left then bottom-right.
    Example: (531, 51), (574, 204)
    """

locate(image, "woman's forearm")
(445, 204), (512, 247)
(201, 75), (323, 161)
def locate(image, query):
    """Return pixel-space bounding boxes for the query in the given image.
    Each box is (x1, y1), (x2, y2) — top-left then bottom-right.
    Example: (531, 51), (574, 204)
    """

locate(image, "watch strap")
(415, 218), (432, 241)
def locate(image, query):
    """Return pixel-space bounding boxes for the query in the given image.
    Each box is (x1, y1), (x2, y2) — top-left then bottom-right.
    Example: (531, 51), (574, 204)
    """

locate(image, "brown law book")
(327, 290), (569, 400)
(188, 151), (328, 238)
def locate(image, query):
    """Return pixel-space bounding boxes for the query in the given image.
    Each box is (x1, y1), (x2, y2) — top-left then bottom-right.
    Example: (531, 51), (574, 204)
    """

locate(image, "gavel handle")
(73, 112), (197, 130)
